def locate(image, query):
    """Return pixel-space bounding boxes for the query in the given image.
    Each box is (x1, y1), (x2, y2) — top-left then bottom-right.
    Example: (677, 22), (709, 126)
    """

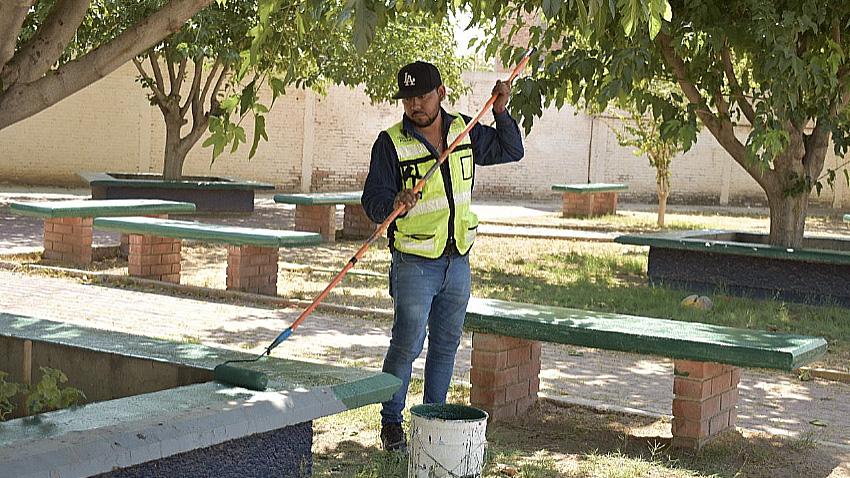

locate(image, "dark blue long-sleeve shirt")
(362, 107), (524, 225)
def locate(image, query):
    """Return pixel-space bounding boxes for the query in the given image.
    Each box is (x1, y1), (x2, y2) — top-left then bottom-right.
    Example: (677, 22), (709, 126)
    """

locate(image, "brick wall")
(1, 62), (846, 209)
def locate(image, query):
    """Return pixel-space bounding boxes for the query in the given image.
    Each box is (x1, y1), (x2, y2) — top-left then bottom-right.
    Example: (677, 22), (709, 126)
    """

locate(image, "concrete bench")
(0, 312), (400, 478)
(463, 297), (827, 450)
(93, 217), (321, 295)
(10, 199), (196, 264)
(552, 183), (628, 217)
(274, 191), (372, 242)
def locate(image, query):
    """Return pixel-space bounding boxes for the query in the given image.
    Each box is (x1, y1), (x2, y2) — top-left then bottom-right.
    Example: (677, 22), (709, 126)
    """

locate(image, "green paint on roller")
(214, 364), (268, 391)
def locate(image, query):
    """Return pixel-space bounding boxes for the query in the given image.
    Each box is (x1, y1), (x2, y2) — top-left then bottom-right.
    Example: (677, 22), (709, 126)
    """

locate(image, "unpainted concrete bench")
(10, 199), (196, 264)
(274, 191), (373, 242)
(0, 312), (401, 478)
(464, 297), (827, 450)
(93, 217), (321, 295)
(552, 183), (628, 217)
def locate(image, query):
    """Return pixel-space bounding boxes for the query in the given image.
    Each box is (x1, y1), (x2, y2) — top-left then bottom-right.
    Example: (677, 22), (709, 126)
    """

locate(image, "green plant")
(0, 371), (20, 420)
(24, 367), (86, 415)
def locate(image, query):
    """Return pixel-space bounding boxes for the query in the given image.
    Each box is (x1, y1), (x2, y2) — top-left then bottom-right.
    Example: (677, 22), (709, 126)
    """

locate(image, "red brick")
(673, 377), (712, 400)
(711, 371), (733, 395)
(518, 360), (541, 381)
(507, 345), (531, 367)
(472, 333), (530, 352)
(471, 350), (508, 369)
(506, 380), (531, 402)
(673, 396), (720, 421)
(674, 360), (725, 379)
(470, 386), (506, 406)
(671, 417), (709, 439)
(709, 410), (732, 435)
(470, 367), (517, 389)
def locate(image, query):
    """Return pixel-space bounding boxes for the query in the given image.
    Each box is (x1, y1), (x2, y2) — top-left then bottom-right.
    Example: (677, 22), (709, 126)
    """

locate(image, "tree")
(478, 1), (850, 247)
(0, 0), (219, 131)
(610, 110), (680, 227)
(604, 81), (693, 228)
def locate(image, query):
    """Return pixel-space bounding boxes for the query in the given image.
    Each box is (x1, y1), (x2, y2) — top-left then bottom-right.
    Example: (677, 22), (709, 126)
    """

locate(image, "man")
(361, 61), (524, 452)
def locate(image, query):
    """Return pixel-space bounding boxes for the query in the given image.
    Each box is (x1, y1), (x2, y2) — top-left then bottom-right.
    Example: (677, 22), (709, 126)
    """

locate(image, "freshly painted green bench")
(274, 191), (373, 242)
(93, 216), (321, 295)
(463, 297), (827, 449)
(552, 183), (628, 217)
(9, 199), (196, 264)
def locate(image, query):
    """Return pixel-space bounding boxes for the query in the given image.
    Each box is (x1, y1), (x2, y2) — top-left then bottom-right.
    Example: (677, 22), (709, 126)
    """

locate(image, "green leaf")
(352, 0), (377, 55)
(250, 115), (267, 158)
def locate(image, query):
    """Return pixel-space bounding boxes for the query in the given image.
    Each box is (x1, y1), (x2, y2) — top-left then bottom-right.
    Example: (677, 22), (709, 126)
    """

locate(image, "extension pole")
(262, 49), (535, 355)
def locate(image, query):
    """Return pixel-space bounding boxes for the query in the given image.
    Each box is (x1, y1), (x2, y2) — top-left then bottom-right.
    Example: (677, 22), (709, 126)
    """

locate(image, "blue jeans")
(380, 249), (471, 425)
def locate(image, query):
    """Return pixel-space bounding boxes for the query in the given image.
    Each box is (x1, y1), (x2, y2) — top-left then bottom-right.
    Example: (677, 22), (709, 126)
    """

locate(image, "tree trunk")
(657, 183), (668, 228)
(162, 109), (188, 181)
(765, 184), (808, 247)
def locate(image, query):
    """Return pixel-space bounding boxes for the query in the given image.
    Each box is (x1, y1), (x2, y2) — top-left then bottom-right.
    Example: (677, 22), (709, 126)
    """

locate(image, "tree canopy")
(0, 0), (666, 133)
(482, 0), (850, 247)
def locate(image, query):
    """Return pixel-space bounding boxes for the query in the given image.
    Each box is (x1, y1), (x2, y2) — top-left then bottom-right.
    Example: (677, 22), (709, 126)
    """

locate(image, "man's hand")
(393, 189), (418, 212)
(492, 79), (511, 114)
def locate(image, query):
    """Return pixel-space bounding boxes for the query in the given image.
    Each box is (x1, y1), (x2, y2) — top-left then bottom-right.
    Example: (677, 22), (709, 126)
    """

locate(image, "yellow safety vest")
(385, 114), (478, 258)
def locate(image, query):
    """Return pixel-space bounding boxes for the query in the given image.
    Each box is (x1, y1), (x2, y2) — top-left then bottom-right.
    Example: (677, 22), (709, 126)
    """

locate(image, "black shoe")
(380, 422), (407, 452)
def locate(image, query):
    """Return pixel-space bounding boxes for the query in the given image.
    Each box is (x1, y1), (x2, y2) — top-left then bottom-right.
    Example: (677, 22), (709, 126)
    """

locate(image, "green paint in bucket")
(408, 404), (488, 478)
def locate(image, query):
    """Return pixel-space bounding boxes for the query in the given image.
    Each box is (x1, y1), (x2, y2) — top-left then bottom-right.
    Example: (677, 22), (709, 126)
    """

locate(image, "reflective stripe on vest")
(386, 114), (479, 258)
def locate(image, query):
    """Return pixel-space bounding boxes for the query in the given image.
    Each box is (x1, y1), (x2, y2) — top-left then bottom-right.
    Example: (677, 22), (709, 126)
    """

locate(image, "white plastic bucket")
(408, 404), (488, 478)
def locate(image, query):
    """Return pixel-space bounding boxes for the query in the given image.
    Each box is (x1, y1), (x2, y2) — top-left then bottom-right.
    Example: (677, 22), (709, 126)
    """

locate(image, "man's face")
(402, 86), (445, 128)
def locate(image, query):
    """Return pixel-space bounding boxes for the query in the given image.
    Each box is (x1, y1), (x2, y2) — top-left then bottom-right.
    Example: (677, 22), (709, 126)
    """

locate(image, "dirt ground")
(312, 398), (850, 478)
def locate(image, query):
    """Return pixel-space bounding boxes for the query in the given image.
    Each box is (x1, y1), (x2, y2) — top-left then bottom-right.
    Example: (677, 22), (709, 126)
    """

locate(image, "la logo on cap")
(404, 72), (416, 87)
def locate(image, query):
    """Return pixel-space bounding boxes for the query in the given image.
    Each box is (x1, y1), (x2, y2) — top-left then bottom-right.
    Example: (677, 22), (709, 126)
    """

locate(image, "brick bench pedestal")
(561, 191), (618, 217)
(672, 359), (740, 449)
(552, 183), (628, 218)
(342, 204), (376, 239)
(469, 333), (541, 421)
(43, 217), (94, 265)
(295, 205), (336, 242)
(127, 234), (182, 283)
(226, 245), (280, 295)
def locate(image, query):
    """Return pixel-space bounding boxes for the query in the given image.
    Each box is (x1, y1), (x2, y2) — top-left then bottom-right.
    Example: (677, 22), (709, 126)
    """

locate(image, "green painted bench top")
(552, 183), (629, 193)
(465, 297), (827, 371)
(615, 229), (850, 265)
(9, 199), (196, 218)
(93, 217), (321, 248)
(78, 171), (275, 190)
(274, 191), (362, 206)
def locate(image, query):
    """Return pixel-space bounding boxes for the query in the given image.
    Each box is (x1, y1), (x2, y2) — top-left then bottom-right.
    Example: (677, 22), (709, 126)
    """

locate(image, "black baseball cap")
(392, 61), (442, 99)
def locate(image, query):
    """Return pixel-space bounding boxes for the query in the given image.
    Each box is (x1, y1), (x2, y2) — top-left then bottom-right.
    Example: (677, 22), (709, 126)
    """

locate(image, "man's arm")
(468, 109), (525, 166)
(362, 131), (402, 224)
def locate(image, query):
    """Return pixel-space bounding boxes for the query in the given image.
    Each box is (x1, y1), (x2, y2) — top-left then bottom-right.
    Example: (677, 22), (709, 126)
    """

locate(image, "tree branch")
(132, 56), (167, 107)
(721, 39), (756, 125)
(0, 0), (35, 76)
(658, 32), (767, 189)
(0, 0), (216, 130)
(1, 0), (91, 88)
(182, 57), (204, 118)
(148, 50), (166, 95)
(199, 57), (223, 113)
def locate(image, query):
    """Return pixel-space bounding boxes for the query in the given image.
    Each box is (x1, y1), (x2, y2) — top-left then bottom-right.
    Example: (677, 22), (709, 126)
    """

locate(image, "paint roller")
(214, 49), (536, 391)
